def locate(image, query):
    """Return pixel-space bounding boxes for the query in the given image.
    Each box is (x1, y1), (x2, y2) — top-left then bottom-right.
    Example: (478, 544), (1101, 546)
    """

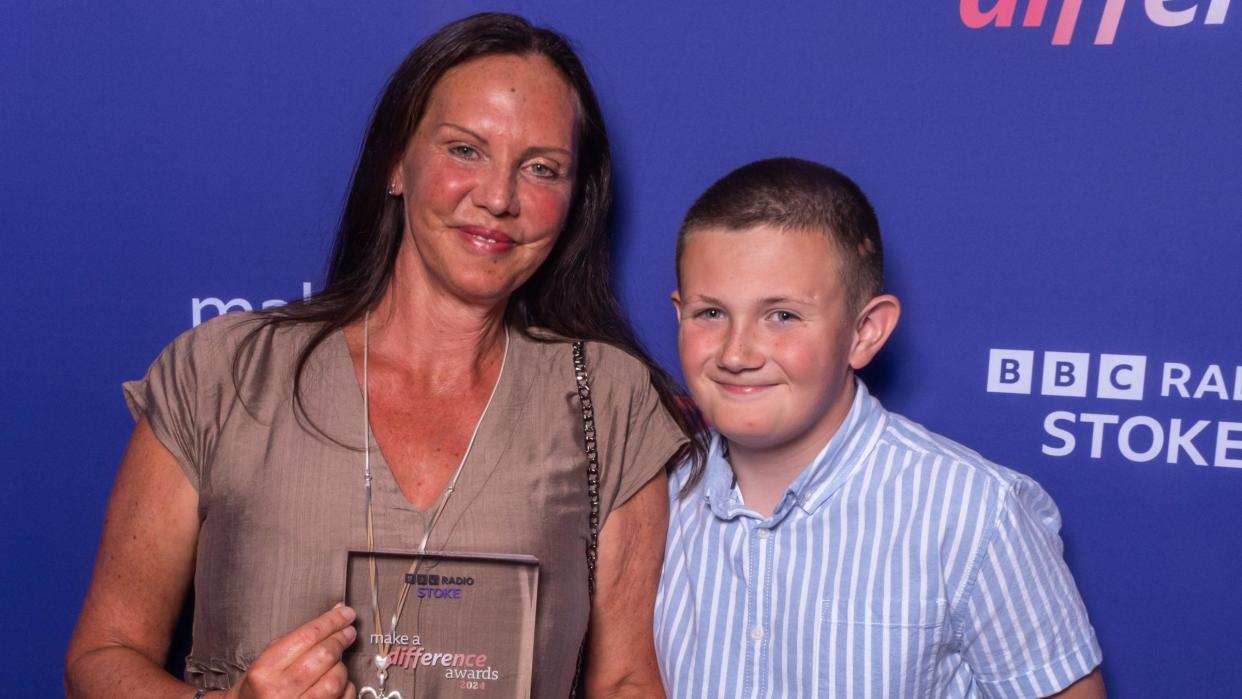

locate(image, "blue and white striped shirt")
(656, 382), (1101, 698)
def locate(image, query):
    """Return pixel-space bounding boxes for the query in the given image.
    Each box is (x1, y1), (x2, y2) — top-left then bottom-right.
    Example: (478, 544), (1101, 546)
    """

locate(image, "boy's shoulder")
(876, 405), (1062, 529)
(880, 408), (1028, 487)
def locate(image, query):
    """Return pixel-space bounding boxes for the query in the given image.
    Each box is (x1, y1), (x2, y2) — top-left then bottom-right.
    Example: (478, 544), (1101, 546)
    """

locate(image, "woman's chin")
(436, 275), (527, 310)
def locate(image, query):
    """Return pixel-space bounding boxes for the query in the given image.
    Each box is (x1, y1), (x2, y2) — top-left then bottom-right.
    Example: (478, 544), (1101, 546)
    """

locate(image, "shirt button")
(750, 626), (764, 641)
(756, 529), (770, 540)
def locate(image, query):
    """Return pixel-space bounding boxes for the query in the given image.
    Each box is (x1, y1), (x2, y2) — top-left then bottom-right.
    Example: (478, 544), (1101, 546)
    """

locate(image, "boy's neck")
(726, 381), (857, 518)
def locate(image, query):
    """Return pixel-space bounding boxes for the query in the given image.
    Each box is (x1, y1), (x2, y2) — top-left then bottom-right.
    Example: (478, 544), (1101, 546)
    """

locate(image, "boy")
(655, 158), (1104, 698)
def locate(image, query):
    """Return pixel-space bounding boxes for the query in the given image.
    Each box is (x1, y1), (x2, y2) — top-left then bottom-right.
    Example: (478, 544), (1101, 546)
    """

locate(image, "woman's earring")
(387, 183), (399, 196)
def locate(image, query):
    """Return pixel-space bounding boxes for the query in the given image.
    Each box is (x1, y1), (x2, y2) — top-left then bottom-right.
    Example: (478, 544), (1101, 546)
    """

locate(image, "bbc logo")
(404, 573), (442, 586)
(987, 349), (1147, 401)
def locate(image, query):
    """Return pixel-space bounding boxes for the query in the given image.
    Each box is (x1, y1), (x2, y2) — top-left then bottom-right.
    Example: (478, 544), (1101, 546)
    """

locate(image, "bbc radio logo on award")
(986, 349), (1242, 469)
(404, 572), (476, 600)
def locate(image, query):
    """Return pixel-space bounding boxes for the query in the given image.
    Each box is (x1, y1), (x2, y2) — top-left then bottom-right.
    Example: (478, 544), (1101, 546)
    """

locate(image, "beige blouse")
(124, 312), (684, 697)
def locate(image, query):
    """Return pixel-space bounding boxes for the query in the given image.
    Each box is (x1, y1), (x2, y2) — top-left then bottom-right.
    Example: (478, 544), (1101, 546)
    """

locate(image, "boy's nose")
(717, 325), (763, 372)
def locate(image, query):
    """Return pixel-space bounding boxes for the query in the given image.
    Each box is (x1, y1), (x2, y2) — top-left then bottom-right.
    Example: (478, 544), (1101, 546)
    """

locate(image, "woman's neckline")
(331, 321), (520, 514)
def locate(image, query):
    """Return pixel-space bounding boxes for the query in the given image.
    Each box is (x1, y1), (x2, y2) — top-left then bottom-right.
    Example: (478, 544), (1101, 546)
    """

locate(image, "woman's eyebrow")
(439, 122), (572, 159)
(439, 122), (489, 144)
(521, 144), (573, 160)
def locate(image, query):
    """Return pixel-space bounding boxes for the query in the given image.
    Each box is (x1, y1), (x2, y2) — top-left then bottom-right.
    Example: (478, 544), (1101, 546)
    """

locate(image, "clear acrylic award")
(344, 550), (539, 699)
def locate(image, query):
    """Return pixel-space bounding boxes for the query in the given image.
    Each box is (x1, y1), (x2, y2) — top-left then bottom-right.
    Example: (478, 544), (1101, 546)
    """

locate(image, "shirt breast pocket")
(820, 597), (948, 698)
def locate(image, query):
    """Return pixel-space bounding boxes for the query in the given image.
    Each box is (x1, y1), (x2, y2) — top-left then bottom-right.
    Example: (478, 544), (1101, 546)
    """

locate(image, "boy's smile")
(673, 225), (862, 470)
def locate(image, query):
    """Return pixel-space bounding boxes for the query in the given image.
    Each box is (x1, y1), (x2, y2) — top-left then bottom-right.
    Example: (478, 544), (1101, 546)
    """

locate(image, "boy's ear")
(670, 290), (683, 322)
(848, 294), (900, 371)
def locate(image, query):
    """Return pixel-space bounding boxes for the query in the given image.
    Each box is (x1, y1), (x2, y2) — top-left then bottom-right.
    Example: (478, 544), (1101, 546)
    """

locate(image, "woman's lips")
(458, 226), (516, 253)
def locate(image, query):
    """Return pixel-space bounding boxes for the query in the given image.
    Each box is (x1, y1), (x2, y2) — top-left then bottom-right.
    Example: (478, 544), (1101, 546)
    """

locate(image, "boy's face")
(674, 225), (861, 456)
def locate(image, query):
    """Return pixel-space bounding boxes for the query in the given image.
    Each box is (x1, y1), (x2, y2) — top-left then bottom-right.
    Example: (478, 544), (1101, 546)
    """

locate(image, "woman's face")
(391, 53), (579, 308)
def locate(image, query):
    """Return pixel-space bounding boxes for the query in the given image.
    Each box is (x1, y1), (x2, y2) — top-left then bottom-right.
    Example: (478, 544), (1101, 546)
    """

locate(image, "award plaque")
(344, 550), (539, 699)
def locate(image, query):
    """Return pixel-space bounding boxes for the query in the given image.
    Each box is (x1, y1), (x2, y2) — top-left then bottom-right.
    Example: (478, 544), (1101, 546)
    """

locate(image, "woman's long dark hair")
(240, 12), (705, 478)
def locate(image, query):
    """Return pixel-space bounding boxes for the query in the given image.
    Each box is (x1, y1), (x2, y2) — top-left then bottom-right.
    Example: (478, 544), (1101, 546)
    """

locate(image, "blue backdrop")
(3, 2), (1239, 696)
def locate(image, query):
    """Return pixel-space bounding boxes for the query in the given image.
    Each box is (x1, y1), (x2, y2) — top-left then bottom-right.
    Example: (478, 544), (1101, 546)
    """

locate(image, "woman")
(66, 13), (698, 698)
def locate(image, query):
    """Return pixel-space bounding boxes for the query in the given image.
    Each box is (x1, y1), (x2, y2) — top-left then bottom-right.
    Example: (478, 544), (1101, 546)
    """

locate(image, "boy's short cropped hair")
(676, 157), (884, 314)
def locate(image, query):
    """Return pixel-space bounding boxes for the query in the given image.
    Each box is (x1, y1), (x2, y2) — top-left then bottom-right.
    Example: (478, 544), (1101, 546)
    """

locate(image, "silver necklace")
(359, 311), (509, 698)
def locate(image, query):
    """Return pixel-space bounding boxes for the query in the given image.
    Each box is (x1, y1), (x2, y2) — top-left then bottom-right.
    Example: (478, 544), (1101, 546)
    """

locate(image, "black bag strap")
(569, 340), (600, 697)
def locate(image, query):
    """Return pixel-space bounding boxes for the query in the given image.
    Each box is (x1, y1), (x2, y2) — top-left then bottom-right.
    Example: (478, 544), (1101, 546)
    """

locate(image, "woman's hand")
(222, 605), (359, 699)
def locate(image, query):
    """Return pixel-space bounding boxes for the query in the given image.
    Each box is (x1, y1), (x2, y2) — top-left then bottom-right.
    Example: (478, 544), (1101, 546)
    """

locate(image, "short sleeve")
(956, 479), (1102, 698)
(587, 343), (688, 522)
(122, 316), (243, 492)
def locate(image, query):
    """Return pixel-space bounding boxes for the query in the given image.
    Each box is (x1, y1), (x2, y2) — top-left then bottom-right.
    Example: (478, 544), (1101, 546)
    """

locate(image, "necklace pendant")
(360, 669), (401, 699)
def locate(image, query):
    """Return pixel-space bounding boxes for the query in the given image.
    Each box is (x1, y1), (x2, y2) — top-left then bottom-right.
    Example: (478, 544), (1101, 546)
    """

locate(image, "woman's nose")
(472, 164), (520, 217)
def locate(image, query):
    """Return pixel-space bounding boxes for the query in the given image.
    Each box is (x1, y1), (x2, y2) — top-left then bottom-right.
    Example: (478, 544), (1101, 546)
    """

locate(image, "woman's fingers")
(337, 680), (357, 699)
(238, 605), (357, 697)
(301, 661), (350, 699)
(285, 624), (357, 687)
(264, 605), (357, 672)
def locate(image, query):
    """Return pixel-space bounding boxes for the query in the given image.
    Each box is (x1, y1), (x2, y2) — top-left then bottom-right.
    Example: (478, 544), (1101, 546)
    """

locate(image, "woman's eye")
(528, 162), (560, 179)
(449, 144), (479, 159)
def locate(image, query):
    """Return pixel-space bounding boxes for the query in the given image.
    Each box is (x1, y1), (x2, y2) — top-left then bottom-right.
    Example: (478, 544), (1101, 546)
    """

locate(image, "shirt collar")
(702, 380), (887, 521)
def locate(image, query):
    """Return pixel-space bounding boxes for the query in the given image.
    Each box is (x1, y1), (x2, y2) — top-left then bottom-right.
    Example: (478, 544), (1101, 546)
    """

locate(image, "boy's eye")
(695, 308), (723, 320)
(770, 310), (800, 322)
